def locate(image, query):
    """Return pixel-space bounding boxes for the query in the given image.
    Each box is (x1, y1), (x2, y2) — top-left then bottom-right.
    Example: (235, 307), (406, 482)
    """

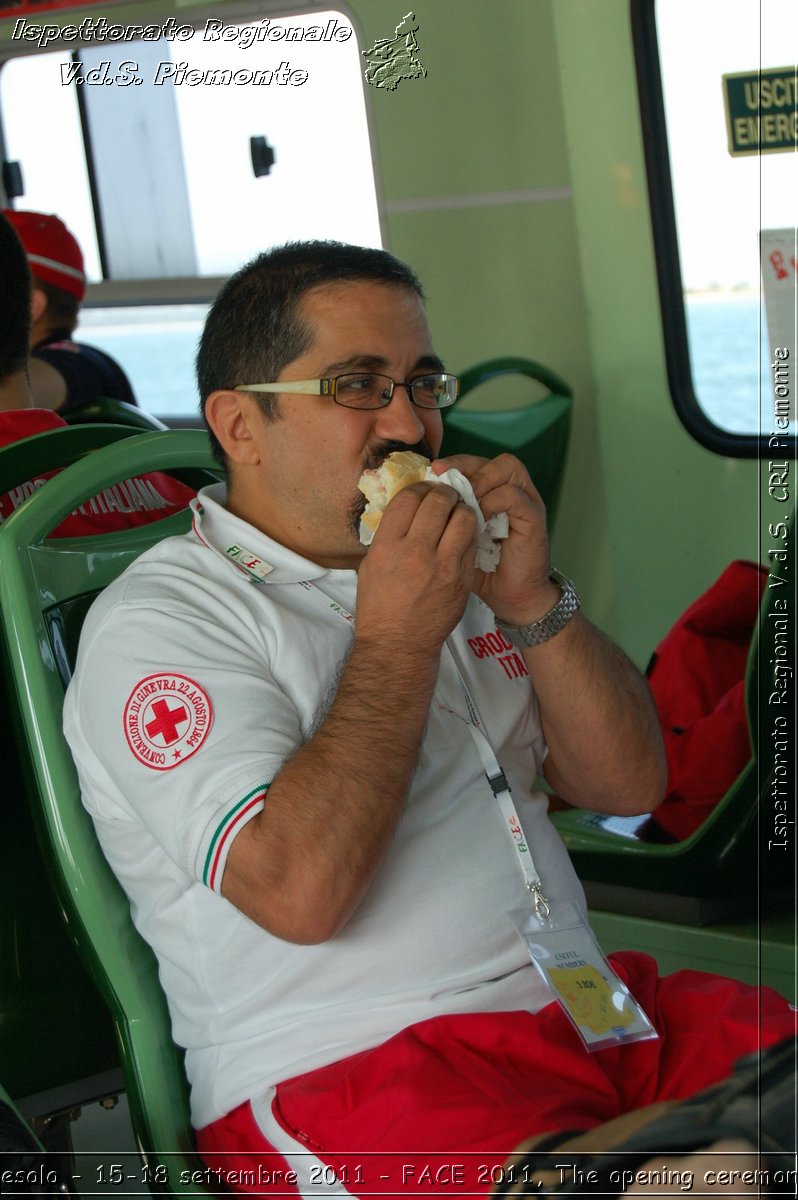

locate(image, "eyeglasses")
(234, 372), (460, 410)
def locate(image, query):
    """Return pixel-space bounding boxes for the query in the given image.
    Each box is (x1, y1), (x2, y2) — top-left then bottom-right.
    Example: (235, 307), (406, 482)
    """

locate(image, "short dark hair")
(33, 276), (80, 332)
(0, 212), (32, 381)
(196, 241), (425, 466)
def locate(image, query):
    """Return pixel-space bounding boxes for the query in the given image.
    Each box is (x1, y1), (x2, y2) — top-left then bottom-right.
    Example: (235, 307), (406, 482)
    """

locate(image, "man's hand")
(430, 453), (558, 626)
(433, 452), (666, 816)
(356, 481), (478, 659)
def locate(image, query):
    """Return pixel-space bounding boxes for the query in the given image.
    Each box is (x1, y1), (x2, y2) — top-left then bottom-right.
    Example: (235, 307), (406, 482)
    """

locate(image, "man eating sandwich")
(64, 241), (794, 1196)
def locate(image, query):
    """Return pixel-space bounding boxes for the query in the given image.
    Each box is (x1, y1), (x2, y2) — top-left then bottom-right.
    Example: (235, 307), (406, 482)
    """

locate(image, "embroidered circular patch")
(124, 674), (213, 771)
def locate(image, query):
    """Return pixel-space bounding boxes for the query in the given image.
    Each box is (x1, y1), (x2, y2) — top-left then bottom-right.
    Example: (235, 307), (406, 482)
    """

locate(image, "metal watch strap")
(495, 569), (581, 647)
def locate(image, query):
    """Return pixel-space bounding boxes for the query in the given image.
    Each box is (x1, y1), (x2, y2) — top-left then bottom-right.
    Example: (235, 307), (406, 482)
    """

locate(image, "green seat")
(0, 423), (139, 495)
(551, 517), (795, 925)
(0, 421), (221, 524)
(442, 356), (573, 523)
(0, 423), (146, 1114)
(0, 422), (217, 1113)
(0, 431), (222, 1195)
(62, 395), (168, 431)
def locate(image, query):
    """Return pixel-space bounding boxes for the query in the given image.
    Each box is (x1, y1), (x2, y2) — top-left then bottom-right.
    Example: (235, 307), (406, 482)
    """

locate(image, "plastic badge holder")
(513, 902), (658, 1051)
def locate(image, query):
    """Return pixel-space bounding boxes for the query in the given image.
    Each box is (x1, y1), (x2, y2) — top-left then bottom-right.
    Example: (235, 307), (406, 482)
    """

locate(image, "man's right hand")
(222, 482), (478, 944)
(354, 481), (478, 660)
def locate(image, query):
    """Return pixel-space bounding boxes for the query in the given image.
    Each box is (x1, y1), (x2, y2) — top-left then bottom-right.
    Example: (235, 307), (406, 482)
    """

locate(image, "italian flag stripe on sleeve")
(203, 785), (268, 892)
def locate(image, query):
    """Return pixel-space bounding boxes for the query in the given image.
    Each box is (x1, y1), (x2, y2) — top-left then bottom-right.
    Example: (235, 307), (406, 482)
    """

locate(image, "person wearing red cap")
(0, 210), (193, 533)
(4, 209), (138, 416)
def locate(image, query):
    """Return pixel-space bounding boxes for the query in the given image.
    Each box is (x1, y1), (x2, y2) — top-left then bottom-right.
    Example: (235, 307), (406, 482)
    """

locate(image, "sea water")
(685, 292), (778, 435)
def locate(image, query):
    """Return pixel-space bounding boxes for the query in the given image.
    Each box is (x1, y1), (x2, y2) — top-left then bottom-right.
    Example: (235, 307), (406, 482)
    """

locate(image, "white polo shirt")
(64, 484), (586, 1129)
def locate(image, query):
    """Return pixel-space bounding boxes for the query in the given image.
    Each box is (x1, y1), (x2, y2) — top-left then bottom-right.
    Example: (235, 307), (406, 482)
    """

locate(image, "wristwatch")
(495, 569), (581, 647)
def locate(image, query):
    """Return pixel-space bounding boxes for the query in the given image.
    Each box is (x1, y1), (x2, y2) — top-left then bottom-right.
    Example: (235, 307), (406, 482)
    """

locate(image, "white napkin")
(432, 466), (509, 572)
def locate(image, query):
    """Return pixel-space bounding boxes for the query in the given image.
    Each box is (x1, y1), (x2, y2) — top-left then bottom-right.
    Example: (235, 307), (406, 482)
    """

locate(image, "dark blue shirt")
(33, 329), (137, 414)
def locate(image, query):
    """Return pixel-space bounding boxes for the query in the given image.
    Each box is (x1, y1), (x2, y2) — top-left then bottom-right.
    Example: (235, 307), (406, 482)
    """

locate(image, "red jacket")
(646, 560), (767, 840)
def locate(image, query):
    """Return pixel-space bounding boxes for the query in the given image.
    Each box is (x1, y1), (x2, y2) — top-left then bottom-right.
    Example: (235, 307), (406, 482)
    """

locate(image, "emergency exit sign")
(723, 68), (798, 155)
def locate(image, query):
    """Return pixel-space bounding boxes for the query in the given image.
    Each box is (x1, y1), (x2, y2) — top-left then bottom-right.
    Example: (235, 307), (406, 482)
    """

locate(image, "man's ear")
(204, 390), (263, 465)
(30, 287), (48, 326)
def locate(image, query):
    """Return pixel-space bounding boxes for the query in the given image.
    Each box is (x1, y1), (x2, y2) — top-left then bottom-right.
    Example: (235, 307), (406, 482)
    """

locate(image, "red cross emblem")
(124, 674), (213, 771)
(145, 699), (189, 745)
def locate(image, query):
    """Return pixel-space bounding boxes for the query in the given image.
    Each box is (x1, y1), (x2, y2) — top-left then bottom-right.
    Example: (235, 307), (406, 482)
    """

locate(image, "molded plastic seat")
(0, 431), (222, 1195)
(0, 423), (146, 1113)
(0, 421), (219, 530)
(0, 1080), (55, 1186)
(442, 356), (573, 523)
(62, 395), (168, 430)
(0, 423), (138, 494)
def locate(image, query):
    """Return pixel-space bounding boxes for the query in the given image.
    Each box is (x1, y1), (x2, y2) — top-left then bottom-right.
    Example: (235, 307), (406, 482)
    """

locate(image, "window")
(633, 0), (797, 454)
(76, 304), (209, 418)
(1, 10), (381, 281)
(1, 9), (382, 416)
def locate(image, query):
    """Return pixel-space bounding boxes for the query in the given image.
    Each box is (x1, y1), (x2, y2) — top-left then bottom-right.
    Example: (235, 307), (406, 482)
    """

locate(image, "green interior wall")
(353, 0), (613, 634)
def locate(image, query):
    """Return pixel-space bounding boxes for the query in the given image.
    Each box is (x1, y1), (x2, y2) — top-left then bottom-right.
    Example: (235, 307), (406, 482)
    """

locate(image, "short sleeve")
(64, 596), (302, 892)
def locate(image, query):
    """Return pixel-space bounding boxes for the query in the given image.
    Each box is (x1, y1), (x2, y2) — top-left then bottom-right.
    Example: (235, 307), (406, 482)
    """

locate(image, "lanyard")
(443, 641), (551, 917)
(193, 517), (358, 626)
(295, 582), (551, 916)
(296, 579), (356, 626)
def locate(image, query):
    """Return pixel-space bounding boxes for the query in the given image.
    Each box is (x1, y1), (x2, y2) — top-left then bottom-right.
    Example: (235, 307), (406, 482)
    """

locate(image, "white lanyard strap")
(296, 580), (356, 626)
(444, 642), (551, 917)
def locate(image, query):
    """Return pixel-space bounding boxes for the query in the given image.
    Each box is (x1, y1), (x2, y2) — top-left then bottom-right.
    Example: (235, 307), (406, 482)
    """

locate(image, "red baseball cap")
(3, 209), (87, 300)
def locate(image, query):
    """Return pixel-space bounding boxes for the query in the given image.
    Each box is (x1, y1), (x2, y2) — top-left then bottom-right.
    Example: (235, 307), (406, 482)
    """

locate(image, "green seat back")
(0, 424), (144, 1109)
(0, 423), (139, 495)
(62, 396), (168, 431)
(442, 357), (573, 524)
(0, 431), (222, 1194)
(551, 516), (795, 915)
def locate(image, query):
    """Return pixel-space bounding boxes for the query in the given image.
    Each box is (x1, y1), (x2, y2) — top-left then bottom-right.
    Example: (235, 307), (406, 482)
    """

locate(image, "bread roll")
(357, 451), (508, 571)
(358, 451), (430, 540)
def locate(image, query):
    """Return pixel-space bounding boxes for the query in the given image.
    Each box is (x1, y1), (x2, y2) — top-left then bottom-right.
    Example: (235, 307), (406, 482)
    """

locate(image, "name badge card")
(513, 903), (658, 1051)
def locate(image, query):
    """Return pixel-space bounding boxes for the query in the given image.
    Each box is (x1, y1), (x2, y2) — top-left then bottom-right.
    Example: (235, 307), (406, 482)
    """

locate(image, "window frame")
(630, 0), (792, 459)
